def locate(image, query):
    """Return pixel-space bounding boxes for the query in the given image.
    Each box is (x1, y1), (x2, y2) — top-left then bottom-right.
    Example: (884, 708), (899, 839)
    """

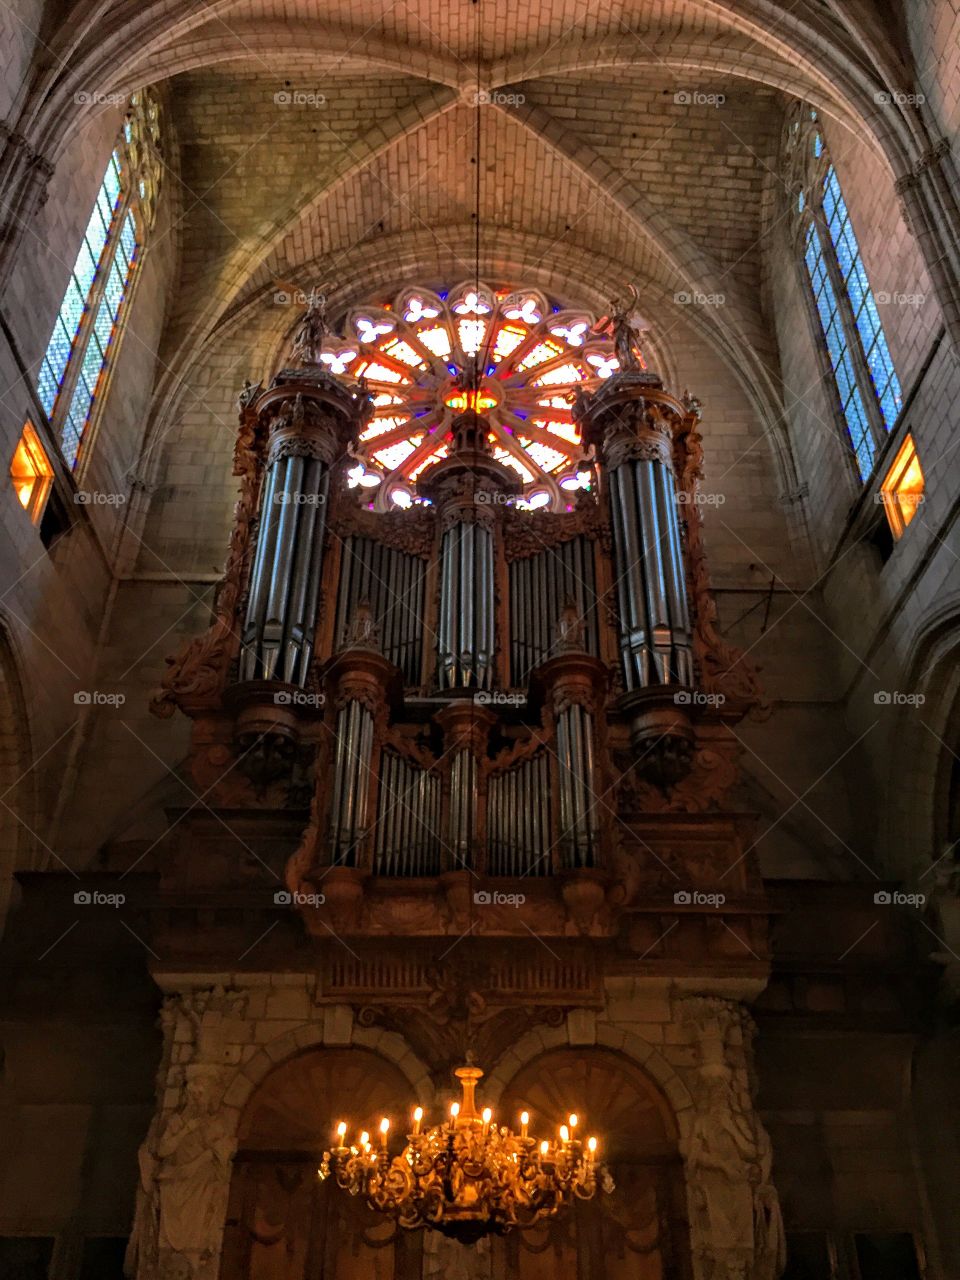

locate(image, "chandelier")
(319, 1062), (613, 1243)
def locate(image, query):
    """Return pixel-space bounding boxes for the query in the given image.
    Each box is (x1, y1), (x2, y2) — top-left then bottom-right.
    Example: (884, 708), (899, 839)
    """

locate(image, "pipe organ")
(152, 287), (764, 937)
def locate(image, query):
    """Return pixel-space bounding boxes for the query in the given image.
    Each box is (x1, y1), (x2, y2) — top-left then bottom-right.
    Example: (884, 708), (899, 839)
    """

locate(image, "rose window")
(322, 281), (644, 510)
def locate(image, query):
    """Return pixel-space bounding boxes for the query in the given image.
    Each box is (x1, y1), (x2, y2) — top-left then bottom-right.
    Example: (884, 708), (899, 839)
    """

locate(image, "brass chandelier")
(319, 1063), (613, 1242)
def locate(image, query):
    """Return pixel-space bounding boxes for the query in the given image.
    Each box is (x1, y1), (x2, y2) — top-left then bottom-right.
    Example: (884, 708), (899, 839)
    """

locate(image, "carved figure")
(154, 1067), (236, 1275)
(609, 285), (643, 372)
(290, 292), (328, 366)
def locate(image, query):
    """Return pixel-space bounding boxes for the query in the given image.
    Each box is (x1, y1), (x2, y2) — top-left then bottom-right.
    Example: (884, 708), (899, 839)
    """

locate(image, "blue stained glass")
(35, 141), (142, 463)
(801, 153), (904, 478)
(119, 211), (136, 260)
(814, 132), (823, 158)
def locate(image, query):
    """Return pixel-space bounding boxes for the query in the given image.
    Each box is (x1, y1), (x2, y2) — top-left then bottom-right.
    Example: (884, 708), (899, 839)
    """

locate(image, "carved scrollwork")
(501, 503), (607, 561)
(332, 504), (435, 558)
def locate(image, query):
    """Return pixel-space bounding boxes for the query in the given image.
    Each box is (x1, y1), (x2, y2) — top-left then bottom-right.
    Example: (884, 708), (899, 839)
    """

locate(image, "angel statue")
(290, 289), (328, 366)
(608, 284), (645, 372)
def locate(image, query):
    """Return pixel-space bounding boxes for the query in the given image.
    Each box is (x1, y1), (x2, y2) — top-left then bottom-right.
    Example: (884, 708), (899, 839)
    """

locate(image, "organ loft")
(135, 281), (782, 1278)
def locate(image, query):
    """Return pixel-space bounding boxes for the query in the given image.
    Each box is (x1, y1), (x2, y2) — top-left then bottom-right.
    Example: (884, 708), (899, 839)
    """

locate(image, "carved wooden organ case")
(152, 328), (770, 968)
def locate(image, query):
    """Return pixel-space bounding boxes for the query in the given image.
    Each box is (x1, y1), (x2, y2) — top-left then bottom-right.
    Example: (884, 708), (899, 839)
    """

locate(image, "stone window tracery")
(785, 105), (902, 482)
(36, 89), (162, 470)
(319, 281), (640, 510)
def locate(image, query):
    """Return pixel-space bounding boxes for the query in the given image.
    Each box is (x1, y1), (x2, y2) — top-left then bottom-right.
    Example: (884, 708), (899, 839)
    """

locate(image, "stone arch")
(221, 1019), (434, 1118)
(222, 1041), (432, 1280)
(482, 1016), (694, 1117)
(494, 1044), (693, 1279)
(878, 594), (960, 884)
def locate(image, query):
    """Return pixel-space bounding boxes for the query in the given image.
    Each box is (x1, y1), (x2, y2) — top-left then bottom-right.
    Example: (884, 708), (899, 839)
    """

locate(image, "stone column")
(676, 995), (785, 1280)
(126, 986), (249, 1280)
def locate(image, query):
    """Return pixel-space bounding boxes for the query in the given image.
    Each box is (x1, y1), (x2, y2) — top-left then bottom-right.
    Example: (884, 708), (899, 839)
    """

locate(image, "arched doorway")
(220, 1047), (425, 1280)
(220, 1043), (691, 1279)
(494, 1047), (692, 1280)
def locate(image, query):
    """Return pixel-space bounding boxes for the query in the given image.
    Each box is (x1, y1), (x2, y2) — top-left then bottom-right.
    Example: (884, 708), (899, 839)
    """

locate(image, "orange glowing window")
(444, 388), (498, 413)
(879, 433), (924, 539)
(10, 421), (53, 523)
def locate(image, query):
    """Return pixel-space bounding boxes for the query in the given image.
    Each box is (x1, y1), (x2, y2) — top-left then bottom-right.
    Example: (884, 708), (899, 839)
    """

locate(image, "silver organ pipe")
(447, 748), (478, 867)
(508, 536), (599, 683)
(608, 457), (693, 691)
(328, 698), (375, 866)
(333, 535), (425, 683)
(555, 702), (599, 868)
(240, 451), (330, 684)
(374, 751), (441, 876)
(487, 753), (550, 876)
(436, 521), (495, 690)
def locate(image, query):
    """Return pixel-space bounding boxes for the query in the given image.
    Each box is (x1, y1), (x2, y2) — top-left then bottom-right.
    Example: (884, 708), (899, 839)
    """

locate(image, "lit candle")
(587, 1136), (598, 1155)
(482, 1107), (492, 1133)
(520, 1111), (529, 1139)
(336, 1121), (347, 1144)
(359, 1131), (369, 1149)
(539, 1139), (549, 1158)
(568, 1113), (578, 1131)
(450, 1102), (460, 1119)
(413, 1106), (423, 1135)
(560, 1125), (570, 1144)
(379, 1118), (390, 1146)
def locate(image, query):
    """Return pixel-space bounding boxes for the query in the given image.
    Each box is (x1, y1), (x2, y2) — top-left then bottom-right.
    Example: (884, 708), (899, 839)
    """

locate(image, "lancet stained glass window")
(310, 281), (644, 512)
(786, 107), (902, 483)
(36, 92), (161, 470)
